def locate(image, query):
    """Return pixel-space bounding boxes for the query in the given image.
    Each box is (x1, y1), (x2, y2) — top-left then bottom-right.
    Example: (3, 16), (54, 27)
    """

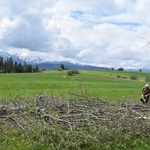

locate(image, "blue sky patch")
(108, 21), (141, 27)
(70, 10), (86, 19)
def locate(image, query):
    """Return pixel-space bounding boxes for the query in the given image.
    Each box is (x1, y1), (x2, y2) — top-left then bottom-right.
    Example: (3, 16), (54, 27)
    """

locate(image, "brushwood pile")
(0, 94), (150, 149)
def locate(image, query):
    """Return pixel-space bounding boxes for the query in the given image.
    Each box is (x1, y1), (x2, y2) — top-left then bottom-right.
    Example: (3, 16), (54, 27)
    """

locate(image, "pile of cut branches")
(0, 93), (150, 150)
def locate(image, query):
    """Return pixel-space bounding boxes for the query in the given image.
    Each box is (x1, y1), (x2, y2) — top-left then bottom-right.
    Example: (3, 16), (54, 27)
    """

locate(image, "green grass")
(0, 70), (149, 101)
(0, 70), (150, 150)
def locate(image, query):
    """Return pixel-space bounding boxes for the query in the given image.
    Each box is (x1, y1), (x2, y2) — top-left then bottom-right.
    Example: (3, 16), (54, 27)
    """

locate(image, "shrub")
(57, 66), (63, 71)
(67, 70), (73, 76)
(130, 74), (138, 80)
(66, 69), (80, 76)
(145, 75), (150, 82)
(71, 68), (80, 75)
(116, 75), (121, 78)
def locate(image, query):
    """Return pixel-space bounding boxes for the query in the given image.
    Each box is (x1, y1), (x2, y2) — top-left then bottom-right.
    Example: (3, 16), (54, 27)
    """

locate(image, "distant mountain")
(1, 51), (150, 71)
(36, 61), (110, 70)
(141, 68), (150, 72)
(0, 52), (24, 63)
(0, 51), (110, 70)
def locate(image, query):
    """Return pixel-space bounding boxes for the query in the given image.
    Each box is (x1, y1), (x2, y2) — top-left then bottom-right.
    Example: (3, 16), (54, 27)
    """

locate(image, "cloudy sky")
(0, 0), (150, 69)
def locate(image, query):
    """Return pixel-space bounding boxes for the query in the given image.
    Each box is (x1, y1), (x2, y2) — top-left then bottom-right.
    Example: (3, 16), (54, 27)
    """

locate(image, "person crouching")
(140, 84), (150, 104)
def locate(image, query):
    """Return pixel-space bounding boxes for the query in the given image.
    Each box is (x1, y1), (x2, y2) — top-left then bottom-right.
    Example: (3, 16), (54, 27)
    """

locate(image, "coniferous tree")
(0, 57), (3, 71)
(13, 61), (18, 73)
(61, 64), (64, 70)
(8, 57), (13, 73)
(0, 56), (40, 73)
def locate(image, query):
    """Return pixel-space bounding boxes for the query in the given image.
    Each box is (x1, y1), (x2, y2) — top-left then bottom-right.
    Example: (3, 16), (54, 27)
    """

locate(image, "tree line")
(0, 57), (40, 73)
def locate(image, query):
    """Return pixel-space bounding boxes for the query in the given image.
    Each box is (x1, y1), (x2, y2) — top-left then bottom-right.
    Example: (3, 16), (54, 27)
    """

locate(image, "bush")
(66, 69), (80, 76)
(130, 74), (138, 80)
(57, 66), (63, 71)
(67, 70), (73, 76)
(116, 75), (121, 78)
(145, 75), (150, 82)
(71, 68), (80, 75)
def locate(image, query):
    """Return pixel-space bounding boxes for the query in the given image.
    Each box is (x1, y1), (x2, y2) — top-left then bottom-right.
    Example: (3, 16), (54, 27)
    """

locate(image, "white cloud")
(0, 0), (150, 69)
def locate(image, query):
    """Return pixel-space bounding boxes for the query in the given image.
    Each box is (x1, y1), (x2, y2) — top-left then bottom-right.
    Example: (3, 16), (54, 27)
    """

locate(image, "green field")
(0, 70), (149, 101)
(0, 70), (150, 150)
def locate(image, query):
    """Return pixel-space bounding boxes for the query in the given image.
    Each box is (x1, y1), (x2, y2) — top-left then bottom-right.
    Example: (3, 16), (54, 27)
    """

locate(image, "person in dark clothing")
(140, 84), (150, 104)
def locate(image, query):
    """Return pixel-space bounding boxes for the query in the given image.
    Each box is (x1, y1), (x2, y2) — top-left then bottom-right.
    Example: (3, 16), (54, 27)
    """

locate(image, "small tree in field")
(61, 64), (64, 70)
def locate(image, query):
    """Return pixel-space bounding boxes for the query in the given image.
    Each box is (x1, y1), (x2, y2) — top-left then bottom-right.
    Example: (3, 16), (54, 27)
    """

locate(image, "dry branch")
(0, 94), (150, 149)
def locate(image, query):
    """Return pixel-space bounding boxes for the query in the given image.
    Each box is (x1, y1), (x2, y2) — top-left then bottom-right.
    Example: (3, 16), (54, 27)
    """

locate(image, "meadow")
(0, 70), (148, 101)
(0, 70), (150, 150)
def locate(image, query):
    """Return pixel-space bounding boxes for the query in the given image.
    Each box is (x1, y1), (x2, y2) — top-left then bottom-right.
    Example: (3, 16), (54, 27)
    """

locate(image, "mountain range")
(0, 51), (110, 70)
(1, 51), (150, 71)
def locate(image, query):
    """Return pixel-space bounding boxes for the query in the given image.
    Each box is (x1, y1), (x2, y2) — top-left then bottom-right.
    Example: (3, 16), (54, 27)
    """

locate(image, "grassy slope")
(79, 70), (148, 100)
(0, 70), (149, 101)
